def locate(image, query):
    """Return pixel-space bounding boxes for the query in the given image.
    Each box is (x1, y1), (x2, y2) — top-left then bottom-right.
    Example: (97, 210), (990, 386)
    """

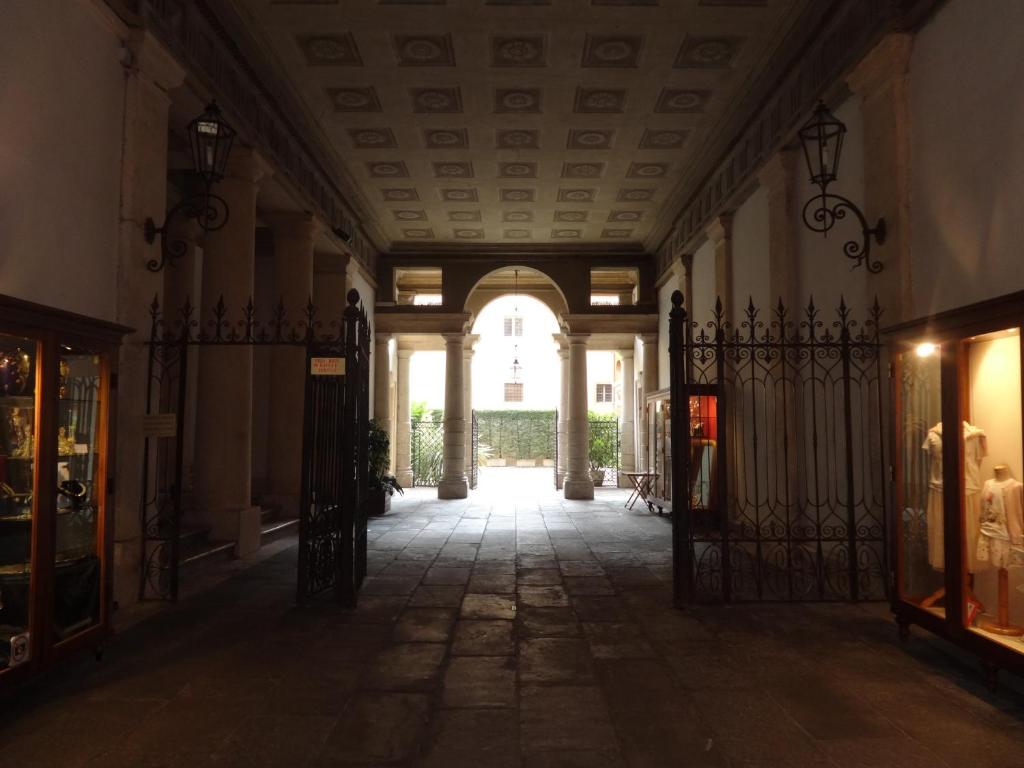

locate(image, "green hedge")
(475, 410), (555, 461)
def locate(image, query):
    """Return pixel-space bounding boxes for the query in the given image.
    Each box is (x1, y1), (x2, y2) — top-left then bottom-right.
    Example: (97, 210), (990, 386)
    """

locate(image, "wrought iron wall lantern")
(798, 102), (886, 273)
(145, 102), (236, 272)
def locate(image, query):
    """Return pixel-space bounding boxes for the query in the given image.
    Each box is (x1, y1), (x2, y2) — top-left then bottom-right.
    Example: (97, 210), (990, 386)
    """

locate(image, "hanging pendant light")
(510, 269), (522, 381)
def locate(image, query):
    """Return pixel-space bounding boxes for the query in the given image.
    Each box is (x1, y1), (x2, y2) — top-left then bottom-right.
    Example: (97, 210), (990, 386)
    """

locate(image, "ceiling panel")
(235, 0), (806, 250)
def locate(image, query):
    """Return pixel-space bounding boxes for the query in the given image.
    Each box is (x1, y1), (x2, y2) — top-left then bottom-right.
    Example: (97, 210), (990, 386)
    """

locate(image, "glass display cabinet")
(645, 389), (718, 520)
(888, 290), (1024, 683)
(0, 294), (128, 688)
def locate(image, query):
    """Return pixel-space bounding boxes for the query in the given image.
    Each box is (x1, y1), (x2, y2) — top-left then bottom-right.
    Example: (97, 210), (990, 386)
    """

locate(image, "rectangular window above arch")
(504, 382), (524, 402)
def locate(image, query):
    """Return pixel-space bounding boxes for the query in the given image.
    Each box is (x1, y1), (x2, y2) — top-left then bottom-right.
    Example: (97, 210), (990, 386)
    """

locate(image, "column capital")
(757, 149), (798, 194)
(846, 33), (913, 101)
(128, 29), (186, 94)
(705, 213), (733, 245)
(442, 332), (466, 346)
(225, 147), (273, 186)
(639, 333), (658, 347)
(265, 212), (322, 239)
(618, 348), (635, 361)
(397, 348), (414, 359)
(566, 333), (590, 346)
(374, 332), (392, 348)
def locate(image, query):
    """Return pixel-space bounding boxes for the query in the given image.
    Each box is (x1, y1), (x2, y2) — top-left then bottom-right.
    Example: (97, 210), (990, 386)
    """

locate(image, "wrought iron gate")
(588, 418), (620, 487)
(140, 290), (371, 605)
(470, 411), (479, 490)
(553, 409), (559, 489)
(411, 419), (444, 486)
(668, 293), (887, 604)
(297, 291), (371, 605)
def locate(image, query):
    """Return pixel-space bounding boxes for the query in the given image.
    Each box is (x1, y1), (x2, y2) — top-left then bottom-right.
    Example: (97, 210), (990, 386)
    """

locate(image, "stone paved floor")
(2, 471), (1024, 767)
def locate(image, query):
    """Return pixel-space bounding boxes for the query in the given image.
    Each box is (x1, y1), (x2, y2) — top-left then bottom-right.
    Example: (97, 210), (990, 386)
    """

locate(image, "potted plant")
(368, 419), (403, 515)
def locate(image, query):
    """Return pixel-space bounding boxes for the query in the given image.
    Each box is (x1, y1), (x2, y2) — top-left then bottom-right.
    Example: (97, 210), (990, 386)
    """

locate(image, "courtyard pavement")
(1, 469), (1023, 766)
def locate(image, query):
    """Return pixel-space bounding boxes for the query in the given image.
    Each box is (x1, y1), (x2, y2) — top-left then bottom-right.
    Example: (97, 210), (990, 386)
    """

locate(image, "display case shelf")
(0, 293), (128, 688)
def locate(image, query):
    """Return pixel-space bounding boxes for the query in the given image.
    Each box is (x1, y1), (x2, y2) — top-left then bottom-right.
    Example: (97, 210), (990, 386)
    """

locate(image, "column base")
(210, 505), (263, 556)
(395, 469), (413, 488)
(563, 478), (595, 501)
(438, 477), (469, 499)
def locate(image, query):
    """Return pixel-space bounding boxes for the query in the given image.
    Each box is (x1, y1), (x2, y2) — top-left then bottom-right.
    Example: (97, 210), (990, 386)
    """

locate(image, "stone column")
(706, 214), (734, 324)
(439, 333), (468, 499)
(162, 218), (203, 510)
(619, 349), (637, 483)
(640, 333), (659, 471)
(556, 338), (569, 490)
(265, 213), (317, 518)
(194, 148), (268, 555)
(395, 348), (414, 487)
(563, 334), (594, 500)
(374, 333), (393, 468)
(113, 31), (185, 609)
(846, 33), (913, 321)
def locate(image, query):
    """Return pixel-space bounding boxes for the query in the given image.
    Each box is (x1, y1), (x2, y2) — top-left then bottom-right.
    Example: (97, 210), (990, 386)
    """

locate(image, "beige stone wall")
(910, 0), (1024, 317)
(730, 185), (771, 313)
(0, 0), (125, 319)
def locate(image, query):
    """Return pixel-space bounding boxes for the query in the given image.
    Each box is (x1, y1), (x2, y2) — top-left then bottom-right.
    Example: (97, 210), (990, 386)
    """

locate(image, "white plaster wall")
(910, 0), (1024, 317)
(0, 1), (124, 321)
(410, 351), (446, 410)
(795, 96), (872, 317)
(656, 275), (676, 391)
(470, 294), (560, 411)
(730, 185), (770, 312)
(587, 350), (615, 415)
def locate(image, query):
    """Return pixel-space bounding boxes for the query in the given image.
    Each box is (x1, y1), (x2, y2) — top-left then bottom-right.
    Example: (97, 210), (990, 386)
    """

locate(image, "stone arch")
(463, 265), (570, 324)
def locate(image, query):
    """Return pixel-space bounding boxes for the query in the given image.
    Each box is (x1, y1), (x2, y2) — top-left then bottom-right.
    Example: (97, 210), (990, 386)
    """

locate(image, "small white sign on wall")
(311, 357), (346, 376)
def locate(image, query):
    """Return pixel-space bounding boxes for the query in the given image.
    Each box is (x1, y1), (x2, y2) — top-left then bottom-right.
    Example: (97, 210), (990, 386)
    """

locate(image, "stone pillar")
(162, 218), (203, 508)
(439, 333), (468, 499)
(846, 33), (913, 321)
(114, 31), (185, 609)
(395, 349), (414, 488)
(619, 349), (637, 483)
(758, 150), (800, 310)
(556, 339), (569, 490)
(640, 333), (659, 471)
(194, 148), (268, 555)
(374, 333), (393, 469)
(265, 213), (317, 518)
(706, 214), (733, 323)
(563, 334), (594, 500)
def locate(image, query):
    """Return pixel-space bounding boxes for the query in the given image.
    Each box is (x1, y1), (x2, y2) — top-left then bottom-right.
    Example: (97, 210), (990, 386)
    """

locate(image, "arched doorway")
(470, 290), (561, 493)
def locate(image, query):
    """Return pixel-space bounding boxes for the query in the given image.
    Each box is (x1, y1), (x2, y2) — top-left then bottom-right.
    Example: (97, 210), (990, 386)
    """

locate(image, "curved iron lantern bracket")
(801, 192), (887, 274)
(144, 190), (230, 272)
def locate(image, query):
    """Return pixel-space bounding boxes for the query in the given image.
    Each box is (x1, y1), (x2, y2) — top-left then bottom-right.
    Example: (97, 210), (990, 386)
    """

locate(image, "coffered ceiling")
(230, 0), (808, 251)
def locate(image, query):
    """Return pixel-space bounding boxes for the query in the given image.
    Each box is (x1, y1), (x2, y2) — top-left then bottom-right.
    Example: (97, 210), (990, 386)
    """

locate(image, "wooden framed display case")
(645, 389), (672, 513)
(887, 290), (1024, 682)
(644, 388), (718, 518)
(0, 294), (129, 688)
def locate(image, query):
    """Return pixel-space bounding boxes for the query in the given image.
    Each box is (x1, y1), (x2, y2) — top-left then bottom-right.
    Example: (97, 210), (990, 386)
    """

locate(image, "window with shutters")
(503, 317), (523, 337)
(595, 383), (613, 403)
(504, 382), (524, 402)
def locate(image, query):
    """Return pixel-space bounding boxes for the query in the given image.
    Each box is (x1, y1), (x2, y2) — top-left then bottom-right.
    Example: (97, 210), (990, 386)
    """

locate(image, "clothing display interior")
(890, 292), (1024, 679)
